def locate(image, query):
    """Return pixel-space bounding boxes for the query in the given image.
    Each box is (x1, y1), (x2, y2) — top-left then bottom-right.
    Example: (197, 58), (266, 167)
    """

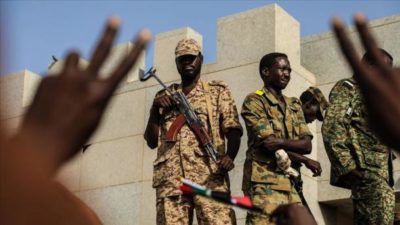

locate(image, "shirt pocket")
(250, 160), (278, 184)
(152, 150), (174, 188)
(363, 146), (388, 168)
(192, 104), (210, 125)
(266, 108), (283, 134)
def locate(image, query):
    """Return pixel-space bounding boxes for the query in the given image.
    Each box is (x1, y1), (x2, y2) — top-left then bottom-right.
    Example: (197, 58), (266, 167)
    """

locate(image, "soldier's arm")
(241, 94), (274, 141)
(287, 152), (322, 177)
(321, 82), (357, 177)
(218, 84), (243, 161)
(144, 97), (161, 149)
(279, 136), (312, 155)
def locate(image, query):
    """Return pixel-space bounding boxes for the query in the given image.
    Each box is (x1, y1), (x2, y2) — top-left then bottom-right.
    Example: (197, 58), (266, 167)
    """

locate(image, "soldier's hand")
(305, 159), (322, 177)
(270, 204), (317, 225)
(219, 155), (235, 171)
(19, 17), (151, 173)
(262, 136), (284, 152)
(332, 13), (400, 150)
(153, 94), (176, 109)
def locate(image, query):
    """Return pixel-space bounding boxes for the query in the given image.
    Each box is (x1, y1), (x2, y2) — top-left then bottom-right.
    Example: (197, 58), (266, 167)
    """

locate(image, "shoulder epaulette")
(208, 80), (228, 88)
(255, 89), (264, 96)
(291, 97), (301, 104)
(343, 79), (355, 89)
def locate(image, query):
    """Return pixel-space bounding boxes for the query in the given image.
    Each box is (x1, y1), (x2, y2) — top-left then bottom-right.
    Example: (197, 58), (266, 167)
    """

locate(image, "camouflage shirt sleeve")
(217, 82), (243, 135)
(241, 93), (274, 140)
(322, 81), (357, 177)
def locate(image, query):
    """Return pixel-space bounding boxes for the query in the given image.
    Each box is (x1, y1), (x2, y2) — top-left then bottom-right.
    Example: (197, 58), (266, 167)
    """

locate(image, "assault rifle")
(291, 176), (315, 220)
(139, 67), (219, 161)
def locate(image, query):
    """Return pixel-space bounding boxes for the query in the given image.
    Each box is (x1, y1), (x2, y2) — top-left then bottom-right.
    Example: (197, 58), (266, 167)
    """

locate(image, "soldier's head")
(175, 38), (203, 83)
(300, 87), (329, 123)
(361, 48), (393, 68)
(259, 53), (291, 90)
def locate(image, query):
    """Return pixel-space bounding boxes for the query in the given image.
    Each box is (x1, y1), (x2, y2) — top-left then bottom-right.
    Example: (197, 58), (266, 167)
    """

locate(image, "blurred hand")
(219, 155), (235, 171)
(332, 13), (400, 150)
(18, 17), (151, 172)
(270, 204), (317, 225)
(304, 158), (322, 177)
(1, 16), (151, 225)
(262, 136), (284, 152)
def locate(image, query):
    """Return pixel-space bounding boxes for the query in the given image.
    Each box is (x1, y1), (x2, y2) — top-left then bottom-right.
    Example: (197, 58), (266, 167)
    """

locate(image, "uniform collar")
(262, 87), (279, 105)
(179, 79), (203, 99)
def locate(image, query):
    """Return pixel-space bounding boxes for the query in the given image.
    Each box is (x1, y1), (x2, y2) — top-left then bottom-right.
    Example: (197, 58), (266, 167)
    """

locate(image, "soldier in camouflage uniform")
(322, 49), (395, 225)
(286, 86), (330, 178)
(300, 87), (329, 124)
(241, 52), (314, 225)
(144, 38), (243, 225)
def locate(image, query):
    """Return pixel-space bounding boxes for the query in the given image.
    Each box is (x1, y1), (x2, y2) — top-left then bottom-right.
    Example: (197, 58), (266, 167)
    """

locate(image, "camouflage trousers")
(245, 183), (301, 225)
(156, 195), (236, 225)
(351, 171), (394, 225)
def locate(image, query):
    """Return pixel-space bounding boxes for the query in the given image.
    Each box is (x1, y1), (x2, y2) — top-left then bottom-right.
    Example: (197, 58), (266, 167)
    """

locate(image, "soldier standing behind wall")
(322, 49), (395, 225)
(241, 52), (313, 225)
(285, 87), (329, 178)
(300, 87), (328, 125)
(144, 38), (243, 225)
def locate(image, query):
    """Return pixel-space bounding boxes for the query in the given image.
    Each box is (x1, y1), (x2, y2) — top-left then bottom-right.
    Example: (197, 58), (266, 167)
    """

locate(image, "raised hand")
(17, 16), (151, 173)
(332, 13), (400, 149)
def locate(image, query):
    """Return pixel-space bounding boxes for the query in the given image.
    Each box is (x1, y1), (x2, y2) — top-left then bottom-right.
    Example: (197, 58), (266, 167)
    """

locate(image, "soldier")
(144, 38), (243, 225)
(322, 49), (395, 225)
(241, 52), (314, 225)
(300, 87), (329, 124)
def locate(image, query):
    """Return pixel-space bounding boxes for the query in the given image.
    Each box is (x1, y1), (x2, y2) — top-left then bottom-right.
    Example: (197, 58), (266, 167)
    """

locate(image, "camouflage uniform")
(153, 80), (243, 225)
(241, 87), (312, 225)
(322, 78), (394, 225)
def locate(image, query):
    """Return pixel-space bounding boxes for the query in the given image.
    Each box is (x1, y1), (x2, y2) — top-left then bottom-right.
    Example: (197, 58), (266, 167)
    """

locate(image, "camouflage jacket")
(322, 78), (392, 189)
(241, 87), (312, 193)
(152, 80), (243, 198)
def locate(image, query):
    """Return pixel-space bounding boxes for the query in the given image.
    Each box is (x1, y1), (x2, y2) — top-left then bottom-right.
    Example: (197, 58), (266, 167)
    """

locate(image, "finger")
(354, 13), (392, 76)
(107, 29), (151, 91)
(165, 97), (172, 107)
(331, 17), (369, 78)
(87, 16), (120, 77)
(229, 164), (234, 170)
(62, 51), (80, 77)
(220, 160), (227, 168)
(163, 98), (171, 108)
(160, 98), (168, 108)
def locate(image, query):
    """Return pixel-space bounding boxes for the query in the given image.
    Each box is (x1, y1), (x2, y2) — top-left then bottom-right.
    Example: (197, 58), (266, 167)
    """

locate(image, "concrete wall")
(1, 3), (399, 225)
